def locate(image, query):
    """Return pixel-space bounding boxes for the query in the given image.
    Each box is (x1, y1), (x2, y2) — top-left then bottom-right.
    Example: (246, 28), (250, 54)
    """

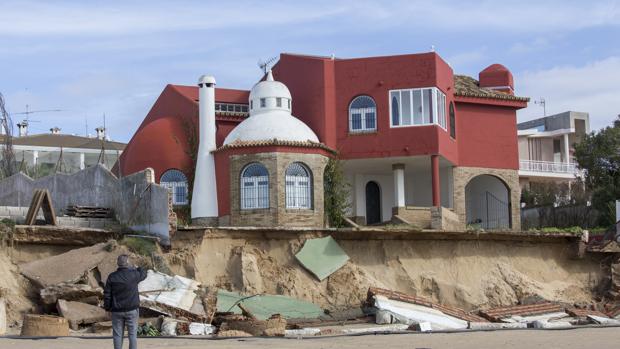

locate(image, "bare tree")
(0, 93), (17, 178)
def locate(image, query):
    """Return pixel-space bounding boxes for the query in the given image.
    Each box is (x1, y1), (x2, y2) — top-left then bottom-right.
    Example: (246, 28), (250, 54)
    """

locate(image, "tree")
(0, 93), (17, 179)
(574, 115), (620, 225)
(323, 156), (350, 228)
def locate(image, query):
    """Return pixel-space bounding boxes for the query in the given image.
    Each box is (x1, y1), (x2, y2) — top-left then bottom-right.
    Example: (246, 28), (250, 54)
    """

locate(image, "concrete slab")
(57, 300), (109, 330)
(294, 236), (349, 281)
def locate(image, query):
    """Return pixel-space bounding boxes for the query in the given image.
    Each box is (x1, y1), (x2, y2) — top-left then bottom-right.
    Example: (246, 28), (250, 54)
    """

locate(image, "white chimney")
(95, 127), (106, 140)
(17, 121), (28, 137)
(191, 75), (219, 225)
(50, 127), (61, 134)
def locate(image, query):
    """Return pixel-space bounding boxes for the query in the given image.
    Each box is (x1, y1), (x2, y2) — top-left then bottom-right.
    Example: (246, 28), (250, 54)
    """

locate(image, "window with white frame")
(160, 169), (189, 205)
(390, 87), (447, 129)
(285, 162), (312, 209)
(348, 95), (377, 132)
(240, 163), (269, 210)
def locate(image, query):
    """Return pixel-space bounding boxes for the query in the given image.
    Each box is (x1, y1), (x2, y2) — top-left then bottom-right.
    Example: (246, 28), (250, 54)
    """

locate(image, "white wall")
(407, 166), (453, 208)
(352, 174), (394, 223)
(465, 175), (510, 226)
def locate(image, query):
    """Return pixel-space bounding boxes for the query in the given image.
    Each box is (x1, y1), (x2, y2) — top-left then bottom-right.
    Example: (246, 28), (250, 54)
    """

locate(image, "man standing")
(104, 254), (148, 349)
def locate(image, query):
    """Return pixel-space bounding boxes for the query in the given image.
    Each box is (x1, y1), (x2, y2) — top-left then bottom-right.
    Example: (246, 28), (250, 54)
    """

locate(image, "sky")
(0, 0), (619, 142)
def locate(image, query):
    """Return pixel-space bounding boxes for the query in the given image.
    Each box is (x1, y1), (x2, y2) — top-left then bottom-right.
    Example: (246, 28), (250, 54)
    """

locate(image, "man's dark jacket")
(104, 266), (148, 312)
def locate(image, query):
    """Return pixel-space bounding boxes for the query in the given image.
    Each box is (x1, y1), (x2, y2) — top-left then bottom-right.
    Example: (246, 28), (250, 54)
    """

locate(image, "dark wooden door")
(365, 181), (381, 225)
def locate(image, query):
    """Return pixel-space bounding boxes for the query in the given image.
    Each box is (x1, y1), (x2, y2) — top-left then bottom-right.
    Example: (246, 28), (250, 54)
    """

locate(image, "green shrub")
(120, 236), (157, 257)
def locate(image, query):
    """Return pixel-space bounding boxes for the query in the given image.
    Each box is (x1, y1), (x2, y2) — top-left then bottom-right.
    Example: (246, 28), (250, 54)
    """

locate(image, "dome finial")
(266, 70), (274, 82)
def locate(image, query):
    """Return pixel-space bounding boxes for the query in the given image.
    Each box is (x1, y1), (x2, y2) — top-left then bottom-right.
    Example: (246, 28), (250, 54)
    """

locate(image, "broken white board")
(501, 312), (569, 324)
(139, 270), (201, 313)
(341, 324), (409, 334)
(587, 315), (620, 325)
(374, 295), (468, 330)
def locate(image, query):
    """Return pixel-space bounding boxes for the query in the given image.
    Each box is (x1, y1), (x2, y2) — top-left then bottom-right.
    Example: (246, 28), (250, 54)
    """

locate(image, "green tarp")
(294, 235), (350, 281)
(216, 290), (324, 320)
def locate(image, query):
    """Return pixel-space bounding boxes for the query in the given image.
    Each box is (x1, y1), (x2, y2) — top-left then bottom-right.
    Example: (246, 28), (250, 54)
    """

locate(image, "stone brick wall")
(431, 206), (465, 230)
(392, 206), (432, 229)
(452, 166), (521, 231)
(229, 152), (328, 228)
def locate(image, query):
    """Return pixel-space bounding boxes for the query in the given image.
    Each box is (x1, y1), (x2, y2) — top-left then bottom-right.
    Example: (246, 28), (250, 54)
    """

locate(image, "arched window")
(449, 102), (456, 139)
(349, 96), (377, 132)
(285, 162), (312, 209)
(241, 163), (269, 209)
(160, 169), (188, 205)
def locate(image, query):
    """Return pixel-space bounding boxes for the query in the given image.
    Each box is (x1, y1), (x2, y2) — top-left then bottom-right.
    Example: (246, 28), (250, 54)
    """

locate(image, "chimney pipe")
(95, 127), (106, 140)
(17, 121), (28, 137)
(191, 75), (219, 225)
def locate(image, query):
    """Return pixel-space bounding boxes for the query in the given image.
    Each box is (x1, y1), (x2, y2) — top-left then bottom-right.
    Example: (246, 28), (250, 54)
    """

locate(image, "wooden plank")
(25, 189), (44, 225)
(41, 189), (57, 226)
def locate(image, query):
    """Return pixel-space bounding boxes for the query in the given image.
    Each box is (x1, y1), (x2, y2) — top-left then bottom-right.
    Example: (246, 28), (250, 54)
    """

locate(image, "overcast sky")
(1, 0), (619, 142)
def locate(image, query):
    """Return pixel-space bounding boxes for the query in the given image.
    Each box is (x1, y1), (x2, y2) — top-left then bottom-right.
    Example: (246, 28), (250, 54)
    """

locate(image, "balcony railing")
(519, 160), (577, 174)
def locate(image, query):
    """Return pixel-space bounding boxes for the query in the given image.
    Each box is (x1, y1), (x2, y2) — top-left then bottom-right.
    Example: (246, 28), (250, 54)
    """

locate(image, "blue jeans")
(111, 309), (138, 349)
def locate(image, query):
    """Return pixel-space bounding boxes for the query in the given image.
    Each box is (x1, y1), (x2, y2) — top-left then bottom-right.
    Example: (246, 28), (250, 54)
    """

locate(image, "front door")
(365, 181), (381, 225)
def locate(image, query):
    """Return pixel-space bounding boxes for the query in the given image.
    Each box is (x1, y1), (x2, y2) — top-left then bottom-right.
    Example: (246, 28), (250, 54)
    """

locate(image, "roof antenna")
(85, 114), (88, 137)
(534, 97), (546, 116)
(430, 45), (435, 52)
(257, 57), (277, 74)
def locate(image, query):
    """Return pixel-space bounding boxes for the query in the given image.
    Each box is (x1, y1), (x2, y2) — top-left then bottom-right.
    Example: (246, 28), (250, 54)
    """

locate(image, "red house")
(118, 52), (528, 230)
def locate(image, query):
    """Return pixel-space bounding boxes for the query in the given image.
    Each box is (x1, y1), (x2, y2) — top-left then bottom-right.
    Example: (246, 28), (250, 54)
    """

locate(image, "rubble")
(138, 270), (206, 321)
(219, 314), (287, 337)
(20, 314), (69, 336)
(40, 283), (103, 305)
(0, 297), (6, 335)
(57, 299), (110, 330)
(188, 322), (215, 335)
(19, 240), (133, 288)
(295, 236), (349, 281)
(479, 302), (565, 322)
(368, 288), (487, 324)
(587, 315), (620, 325)
(216, 290), (324, 320)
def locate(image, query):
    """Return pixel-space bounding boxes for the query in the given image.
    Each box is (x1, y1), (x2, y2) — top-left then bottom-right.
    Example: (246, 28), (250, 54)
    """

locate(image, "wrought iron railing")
(519, 160), (576, 174)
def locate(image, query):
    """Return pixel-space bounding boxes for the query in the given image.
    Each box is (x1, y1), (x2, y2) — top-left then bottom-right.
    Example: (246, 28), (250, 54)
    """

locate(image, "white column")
(32, 150), (38, 167)
(79, 152), (85, 170)
(191, 75), (219, 223)
(563, 133), (570, 164)
(393, 164), (405, 207)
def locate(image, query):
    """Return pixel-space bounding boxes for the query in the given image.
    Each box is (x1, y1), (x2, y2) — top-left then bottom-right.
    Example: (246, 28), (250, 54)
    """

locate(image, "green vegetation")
(120, 236), (158, 257)
(137, 322), (160, 337)
(323, 156), (350, 228)
(574, 115), (620, 226)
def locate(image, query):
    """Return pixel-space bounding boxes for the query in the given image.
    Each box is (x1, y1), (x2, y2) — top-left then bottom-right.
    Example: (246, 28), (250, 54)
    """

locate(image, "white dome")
(224, 110), (319, 144)
(223, 70), (319, 145)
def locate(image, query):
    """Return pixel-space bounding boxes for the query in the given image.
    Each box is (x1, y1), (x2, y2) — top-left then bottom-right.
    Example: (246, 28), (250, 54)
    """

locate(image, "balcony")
(519, 160), (577, 176)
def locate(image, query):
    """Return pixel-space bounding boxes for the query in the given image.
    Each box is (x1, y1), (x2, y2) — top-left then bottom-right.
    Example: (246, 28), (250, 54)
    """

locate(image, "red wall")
(455, 101), (519, 169)
(274, 53), (459, 163)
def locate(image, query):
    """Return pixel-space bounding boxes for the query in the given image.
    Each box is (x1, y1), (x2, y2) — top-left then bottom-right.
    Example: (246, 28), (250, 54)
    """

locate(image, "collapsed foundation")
(165, 228), (605, 312)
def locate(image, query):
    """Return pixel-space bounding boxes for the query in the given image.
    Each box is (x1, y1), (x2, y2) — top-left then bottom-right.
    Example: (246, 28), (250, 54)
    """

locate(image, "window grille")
(160, 169), (188, 205)
(285, 163), (312, 209)
(349, 96), (377, 132)
(240, 163), (269, 209)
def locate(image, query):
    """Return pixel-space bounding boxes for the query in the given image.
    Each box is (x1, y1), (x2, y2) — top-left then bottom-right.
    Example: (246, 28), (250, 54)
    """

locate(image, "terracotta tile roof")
(1, 134), (126, 151)
(170, 85), (250, 104)
(566, 308), (609, 318)
(214, 139), (336, 153)
(479, 302), (564, 322)
(367, 287), (488, 323)
(454, 75), (530, 102)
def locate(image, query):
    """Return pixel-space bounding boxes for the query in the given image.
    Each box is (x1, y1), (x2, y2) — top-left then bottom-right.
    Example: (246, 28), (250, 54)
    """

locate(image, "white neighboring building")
(1, 125), (125, 177)
(517, 111), (589, 189)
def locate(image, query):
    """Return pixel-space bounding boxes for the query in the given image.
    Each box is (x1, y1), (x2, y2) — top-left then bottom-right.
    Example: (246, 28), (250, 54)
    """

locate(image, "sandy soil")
(2, 327), (620, 349)
(166, 234), (605, 312)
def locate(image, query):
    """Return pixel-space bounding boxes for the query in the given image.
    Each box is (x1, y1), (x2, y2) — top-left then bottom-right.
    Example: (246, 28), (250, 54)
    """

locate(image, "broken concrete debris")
(295, 236), (349, 281)
(138, 270), (205, 320)
(57, 299), (110, 330)
(40, 283), (103, 305)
